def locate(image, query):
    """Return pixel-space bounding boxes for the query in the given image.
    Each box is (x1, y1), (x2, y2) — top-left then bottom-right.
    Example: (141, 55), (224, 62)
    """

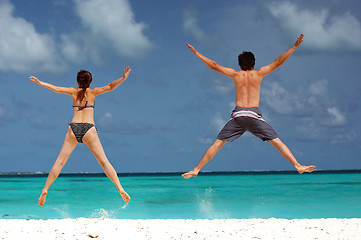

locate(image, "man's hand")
(123, 66), (131, 79)
(186, 43), (198, 55)
(294, 34), (304, 48)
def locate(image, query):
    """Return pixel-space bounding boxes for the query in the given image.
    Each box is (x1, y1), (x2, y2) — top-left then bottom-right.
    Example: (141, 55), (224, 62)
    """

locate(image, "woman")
(30, 67), (131, 206)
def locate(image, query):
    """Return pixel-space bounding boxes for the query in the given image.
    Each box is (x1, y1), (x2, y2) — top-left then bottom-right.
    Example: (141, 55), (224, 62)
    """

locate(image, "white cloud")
(74, 0), (152, 59)
(182, 6), (207, 42)
(268, 1), (361, 52)
(263, 79), (353, 142)
(98, 112), (114, 127)
(197, 137), (213, 145)
(263, 79), (333, 116)
(211, 77), (234, 95)
(309, 79), (328, 96)
(296, 117), (355, 144)
(60, 34), (84, 63)
(211, 112), (227, 132)
(262, 81), (294, 114)
(229, 101), (236, 111)
(0, 0), (153, 73)
(330, 131), (356, 144)
(25, 112), (55, 129)
(0, 1), (65, 73)
(0, 98), (24, 124)
(327, 107), (346, 126)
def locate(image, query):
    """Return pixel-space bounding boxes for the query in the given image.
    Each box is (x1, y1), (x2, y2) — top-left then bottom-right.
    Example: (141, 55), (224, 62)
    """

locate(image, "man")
(182, 34), (315, 179)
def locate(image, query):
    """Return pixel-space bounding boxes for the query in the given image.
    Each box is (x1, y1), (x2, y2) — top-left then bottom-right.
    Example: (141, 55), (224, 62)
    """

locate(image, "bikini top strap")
(73, 101), (95, 110)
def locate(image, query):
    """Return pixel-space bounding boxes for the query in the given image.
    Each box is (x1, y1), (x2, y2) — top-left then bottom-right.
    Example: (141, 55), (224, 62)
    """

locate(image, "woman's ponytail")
(76, 70), (92, 102)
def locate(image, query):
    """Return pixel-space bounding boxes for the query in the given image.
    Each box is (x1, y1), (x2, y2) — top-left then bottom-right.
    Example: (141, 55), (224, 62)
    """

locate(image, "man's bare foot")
(38, 190), (48, 207)
(297, 165), (316, 174)
(181, 169), (199, 179)
(119, 190), (130, 203)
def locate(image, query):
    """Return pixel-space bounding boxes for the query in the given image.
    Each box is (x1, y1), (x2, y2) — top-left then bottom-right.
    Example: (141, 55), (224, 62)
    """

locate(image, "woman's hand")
(29, 76), (41, 85)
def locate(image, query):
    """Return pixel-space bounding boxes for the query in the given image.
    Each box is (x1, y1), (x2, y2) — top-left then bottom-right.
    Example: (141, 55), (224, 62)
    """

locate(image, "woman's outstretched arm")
(93, 67), (131, 96)
(30, 76), (74, 95)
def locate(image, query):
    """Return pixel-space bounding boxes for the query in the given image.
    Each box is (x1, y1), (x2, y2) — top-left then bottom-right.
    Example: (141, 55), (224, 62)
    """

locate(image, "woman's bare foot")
(297, 165), (316, 174)
(119, 190), (131, 203)
(38, 190), (48, 207)
(181, 169), (199, 179)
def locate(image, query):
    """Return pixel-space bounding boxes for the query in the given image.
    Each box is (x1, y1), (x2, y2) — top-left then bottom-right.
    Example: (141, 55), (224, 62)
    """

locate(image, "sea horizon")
(1, 169), (361, 177)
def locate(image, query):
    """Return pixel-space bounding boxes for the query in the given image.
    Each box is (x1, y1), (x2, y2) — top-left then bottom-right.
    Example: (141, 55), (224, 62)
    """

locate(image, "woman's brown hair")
(76, 70), (92, 102)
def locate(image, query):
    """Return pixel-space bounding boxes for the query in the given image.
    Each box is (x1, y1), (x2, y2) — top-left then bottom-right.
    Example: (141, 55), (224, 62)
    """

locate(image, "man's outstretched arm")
(186, 43), (237, 78)
(258, 34), (304, 77)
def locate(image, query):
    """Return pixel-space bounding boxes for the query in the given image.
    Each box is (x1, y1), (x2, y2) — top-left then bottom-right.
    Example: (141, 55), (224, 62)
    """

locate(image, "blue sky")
(1, 0), (361, 173)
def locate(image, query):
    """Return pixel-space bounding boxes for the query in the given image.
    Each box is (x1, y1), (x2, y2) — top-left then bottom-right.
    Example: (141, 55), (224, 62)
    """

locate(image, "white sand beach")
(1, 218), (360, 240)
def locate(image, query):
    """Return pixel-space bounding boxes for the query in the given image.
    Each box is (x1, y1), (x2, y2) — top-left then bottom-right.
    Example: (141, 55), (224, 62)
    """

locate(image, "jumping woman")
(30, 67), (131, 206)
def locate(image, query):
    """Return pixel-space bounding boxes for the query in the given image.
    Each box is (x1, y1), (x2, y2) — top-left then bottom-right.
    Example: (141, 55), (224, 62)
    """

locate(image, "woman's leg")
(82, 127), (130, 203)
(269, 138), (315, 173)
(38, 126), (78, 207)
(182, 139), (226, 179)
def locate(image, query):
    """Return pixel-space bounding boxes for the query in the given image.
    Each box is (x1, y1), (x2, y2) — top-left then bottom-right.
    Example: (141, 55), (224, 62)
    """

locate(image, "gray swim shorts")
(217, 107), (278, 142)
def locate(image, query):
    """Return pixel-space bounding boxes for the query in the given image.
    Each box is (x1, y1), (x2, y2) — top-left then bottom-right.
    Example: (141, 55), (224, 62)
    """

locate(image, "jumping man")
(182, 34), (315, 179)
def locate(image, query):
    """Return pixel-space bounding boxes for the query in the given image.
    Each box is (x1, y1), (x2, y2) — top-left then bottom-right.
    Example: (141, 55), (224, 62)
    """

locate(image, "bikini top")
(73, 101), (95, 110)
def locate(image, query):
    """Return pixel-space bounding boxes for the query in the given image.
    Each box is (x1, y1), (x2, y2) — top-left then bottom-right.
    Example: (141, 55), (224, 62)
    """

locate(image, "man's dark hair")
(238, 51), (255, 70)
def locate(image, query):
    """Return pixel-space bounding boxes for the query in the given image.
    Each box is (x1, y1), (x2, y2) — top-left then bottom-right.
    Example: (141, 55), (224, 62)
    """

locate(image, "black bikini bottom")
(69, 123), (97, 143)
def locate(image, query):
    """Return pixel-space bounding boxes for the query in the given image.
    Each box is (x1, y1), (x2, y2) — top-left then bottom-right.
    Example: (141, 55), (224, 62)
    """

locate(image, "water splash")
(196, 187), (215, 217)
(52, 207), (72, 218)
(90, 208), (111, 218)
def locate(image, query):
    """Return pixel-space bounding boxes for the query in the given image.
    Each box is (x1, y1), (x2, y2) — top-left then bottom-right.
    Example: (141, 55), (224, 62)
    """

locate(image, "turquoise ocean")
(1, 171), (361, 220)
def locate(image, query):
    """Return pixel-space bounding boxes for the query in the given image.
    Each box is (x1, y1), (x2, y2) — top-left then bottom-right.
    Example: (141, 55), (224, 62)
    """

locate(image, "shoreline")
(1, 218), (360, 240)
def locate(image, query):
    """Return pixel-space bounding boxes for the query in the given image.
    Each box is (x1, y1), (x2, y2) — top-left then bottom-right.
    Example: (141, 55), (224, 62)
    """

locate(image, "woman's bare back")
(71, 88), (96, 123)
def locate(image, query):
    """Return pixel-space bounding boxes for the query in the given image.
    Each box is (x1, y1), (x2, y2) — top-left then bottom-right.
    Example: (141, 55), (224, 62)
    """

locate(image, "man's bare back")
(232, 70), (262, 107)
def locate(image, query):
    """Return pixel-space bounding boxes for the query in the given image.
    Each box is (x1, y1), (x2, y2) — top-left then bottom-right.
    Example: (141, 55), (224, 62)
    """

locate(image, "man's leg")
(182, 139), (226, 179)
(269, 138), (315, 174)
